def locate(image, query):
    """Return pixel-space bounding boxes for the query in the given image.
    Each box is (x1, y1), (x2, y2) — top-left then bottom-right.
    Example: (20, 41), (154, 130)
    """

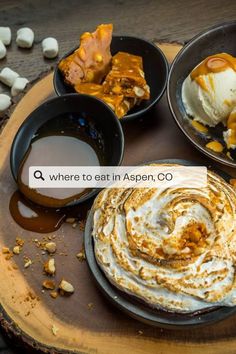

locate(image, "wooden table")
(0, 1), (236, 353)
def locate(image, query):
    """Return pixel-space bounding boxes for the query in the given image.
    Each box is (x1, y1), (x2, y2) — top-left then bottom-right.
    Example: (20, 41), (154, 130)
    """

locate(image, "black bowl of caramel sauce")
(10, 94), (124, 210)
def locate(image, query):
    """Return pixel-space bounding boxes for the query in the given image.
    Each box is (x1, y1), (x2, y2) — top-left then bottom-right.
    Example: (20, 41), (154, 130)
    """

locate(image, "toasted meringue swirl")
(92, 165), (236, 313)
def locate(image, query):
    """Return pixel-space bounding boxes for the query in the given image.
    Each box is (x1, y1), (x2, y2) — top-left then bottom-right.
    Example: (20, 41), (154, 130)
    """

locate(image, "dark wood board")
(0, 0), (236, 352)
(1, 42), (236, 353)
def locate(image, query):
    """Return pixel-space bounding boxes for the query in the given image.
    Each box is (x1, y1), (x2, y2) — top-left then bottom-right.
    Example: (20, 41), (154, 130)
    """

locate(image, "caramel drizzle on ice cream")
(191, 53), (236, 84)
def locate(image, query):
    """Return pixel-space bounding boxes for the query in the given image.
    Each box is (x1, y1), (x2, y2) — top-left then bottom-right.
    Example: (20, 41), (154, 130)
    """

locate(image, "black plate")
(84, 159), (236, 329)
(167, 21), (236, 168)
(53, 35), (169, 121)
(10, 94), (124, 207)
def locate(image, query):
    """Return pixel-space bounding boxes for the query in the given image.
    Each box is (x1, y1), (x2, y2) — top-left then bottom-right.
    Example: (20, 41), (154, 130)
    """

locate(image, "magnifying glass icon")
(33, 170), (45, 181)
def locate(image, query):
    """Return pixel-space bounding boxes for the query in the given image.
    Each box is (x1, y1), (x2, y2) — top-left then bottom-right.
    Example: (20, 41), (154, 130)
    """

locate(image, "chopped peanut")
(44, 258), (56, 275)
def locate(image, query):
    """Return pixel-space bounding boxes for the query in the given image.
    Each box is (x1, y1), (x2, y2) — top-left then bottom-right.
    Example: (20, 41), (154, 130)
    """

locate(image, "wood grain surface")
(1, 46), (236, 353)
(0, 1), (236, 353)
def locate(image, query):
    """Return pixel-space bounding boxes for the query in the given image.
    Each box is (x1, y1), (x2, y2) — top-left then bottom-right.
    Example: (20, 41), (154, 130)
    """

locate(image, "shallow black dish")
(10, 94), (124, 207)
(54, 35), (169, 121)
(84, 158), (236, 329)
(167, 21), (236, 168)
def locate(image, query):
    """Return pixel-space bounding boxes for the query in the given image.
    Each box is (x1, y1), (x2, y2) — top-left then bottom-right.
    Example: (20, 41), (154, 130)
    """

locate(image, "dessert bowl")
(54, 35), (169, 121)
(167, 21), (236, 167)
(85, 159), (236, 328)
(10, 94), (124, 207)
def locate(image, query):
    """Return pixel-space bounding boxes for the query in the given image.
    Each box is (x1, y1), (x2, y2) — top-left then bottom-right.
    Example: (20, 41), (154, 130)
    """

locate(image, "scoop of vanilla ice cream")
(182, 68), (236, 127)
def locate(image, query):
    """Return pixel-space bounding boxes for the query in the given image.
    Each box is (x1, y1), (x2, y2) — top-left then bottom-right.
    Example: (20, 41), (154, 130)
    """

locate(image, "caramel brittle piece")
(103, 51), (150, 100)
(59, 24), (113, 86)
(75, 83), (103, 96)
(76, 82), (135, 118)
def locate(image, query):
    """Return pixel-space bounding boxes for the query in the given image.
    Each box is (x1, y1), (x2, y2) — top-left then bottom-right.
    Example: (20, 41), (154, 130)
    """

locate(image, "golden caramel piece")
(58, 24), (113, 86)
(75, 82), (136, 118)
(103, 51), (150, 100)
(75, 82), (103, 96)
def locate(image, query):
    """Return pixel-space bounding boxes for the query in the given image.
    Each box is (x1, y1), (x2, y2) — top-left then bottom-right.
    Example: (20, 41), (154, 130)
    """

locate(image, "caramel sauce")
(226, 112), (236, 146)
(17, 113), (104, 208)
(191, 53), (236, 81)
(10, 113), (103, 233)
(205, 141), (224, 153)
(9, 191), (92, 233)
(191, 120), (208, 133)
(9, 191), (66, 233)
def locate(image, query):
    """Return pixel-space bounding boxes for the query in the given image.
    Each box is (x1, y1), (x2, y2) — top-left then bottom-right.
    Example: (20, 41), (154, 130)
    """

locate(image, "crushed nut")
(65, 217), (76, 224)
(52, 324), (59, 336)
(44, 258), (56, 275)
(13, 246), (21, 255)
(50, 291), (58, 299)
(76, 249), (86, 262)
(5, 252), (13, 261)
(72, 222), (78, 229)
(45, 242), (57, 254)
(138, 330), (143, 336)
(16, 237), (25, 247)
(42, 280), (56, 290)
(24, 258), (32, 268)
(2, 247), (10, 254)
(59, 279), (74, 294)
(78, 220), (85, 231)
(87, 302), (94, 310)
(133, 86), (145, 97)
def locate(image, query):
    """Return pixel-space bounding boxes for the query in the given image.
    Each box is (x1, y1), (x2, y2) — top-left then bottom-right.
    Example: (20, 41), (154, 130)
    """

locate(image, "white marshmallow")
(42, 37), (58, 59)
(0, 67), (19, 87)
(0, 40), (6, 59)
(16, 27), (34, 48)
(11, 77), (29, 96)
(0, 94), (11, 112)
(0, 27), (11, 45)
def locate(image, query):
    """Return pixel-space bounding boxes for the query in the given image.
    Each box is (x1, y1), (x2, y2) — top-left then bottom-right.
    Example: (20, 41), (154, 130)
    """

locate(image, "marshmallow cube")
(42, 37), (59, 59)
(0, 40), (6, 59)
(16, 27), (34, 48)
(0, 67), (19, 87)
(0, 27), (11, 45)
(11, 77), (29, 96)
(0, 94), (11, 112)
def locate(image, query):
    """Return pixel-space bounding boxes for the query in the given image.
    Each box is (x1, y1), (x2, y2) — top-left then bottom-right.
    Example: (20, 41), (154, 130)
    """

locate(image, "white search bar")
(29, 166), (207, 189)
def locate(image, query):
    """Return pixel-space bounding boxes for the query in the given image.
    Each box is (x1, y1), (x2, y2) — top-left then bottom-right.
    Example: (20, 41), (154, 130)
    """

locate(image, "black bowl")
(10, 94), (124, 207)
(54, 35), (169, 121)
(167, 21), (236, 167)
(84, 158), (236, 329)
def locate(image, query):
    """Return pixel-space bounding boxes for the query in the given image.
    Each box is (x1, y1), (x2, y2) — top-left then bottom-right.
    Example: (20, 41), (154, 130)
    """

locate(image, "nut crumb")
(65, 217), (76, 224)
(42, 280), (56, 290)
(13, 246), (21, 255)
(87, 302), (94, 310)
(24, 258), (32, 268)
(52, 324), (59, 336)
(50, 291), (58, 299)
(59, 279), (74, 294)
(45, 242), (57, 254)
(76, 249), (86, 262)
(16, 237), (25, 247)
(138, 330), (143, 336)
(78, 220), (85, 231)
(72, 222), (77, 228)
(44, 258), (56, 275)
(2, 247), (10, 254)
